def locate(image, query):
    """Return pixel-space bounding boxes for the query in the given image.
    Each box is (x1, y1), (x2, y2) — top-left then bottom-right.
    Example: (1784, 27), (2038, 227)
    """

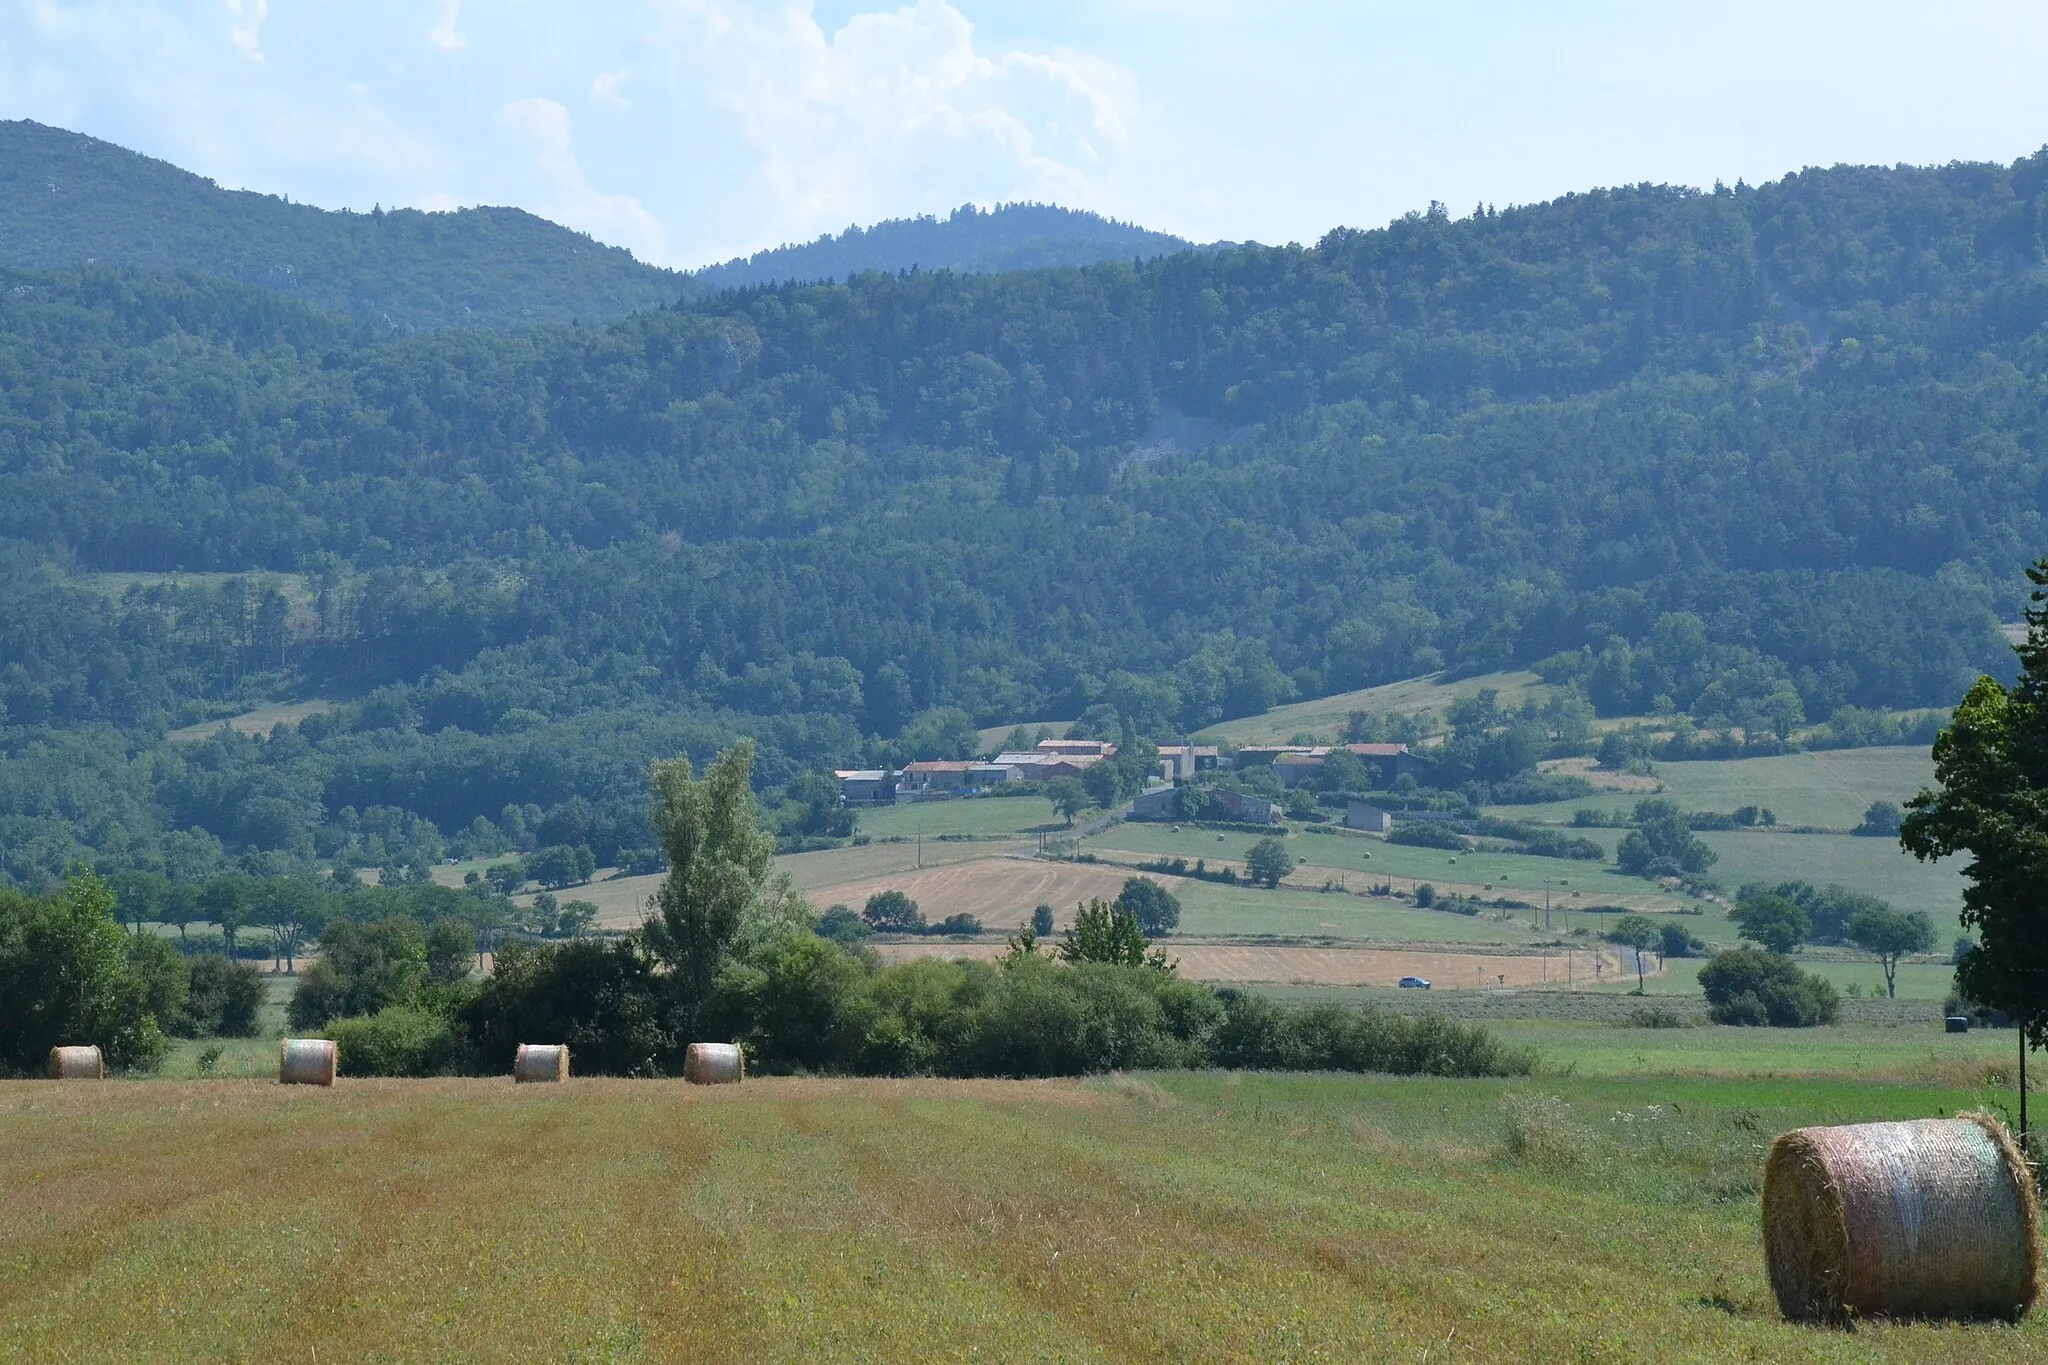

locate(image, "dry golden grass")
(4, 1071), (2042, 1361)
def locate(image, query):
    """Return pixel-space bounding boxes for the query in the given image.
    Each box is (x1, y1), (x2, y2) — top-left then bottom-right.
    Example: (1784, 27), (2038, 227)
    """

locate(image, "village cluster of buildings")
(835, 737), (1417, 835)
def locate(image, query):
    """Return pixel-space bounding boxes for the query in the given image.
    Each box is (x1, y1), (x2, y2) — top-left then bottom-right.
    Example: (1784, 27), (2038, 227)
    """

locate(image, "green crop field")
(1198, 669), (1555, 745)
(5, 1057), (2036, 1361)
(1500, 746), (1937, 829)
(854, 796), (1064, 840)
(1163, 878), (1549, 945)
(1690, 830), (1966, 927)
(1092, 822), (1686, 917)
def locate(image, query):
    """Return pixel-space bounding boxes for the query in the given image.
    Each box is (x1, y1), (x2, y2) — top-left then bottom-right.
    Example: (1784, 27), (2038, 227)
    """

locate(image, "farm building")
(1271, 752), (1325, 788)
(1347, 743), (1422, 783)
(1344, 801), (1394, 833)
(1036, 738), (1115, 758)
(1244, 743), (1423, 787)
(1156, 744), (1223, 781)
(1128, 787), (1180, 820)
(992, 752), (1093, 782)
(898, 761), (976, 796)
(1221, 791), (1281, 824)
(834, 770), (894, 804)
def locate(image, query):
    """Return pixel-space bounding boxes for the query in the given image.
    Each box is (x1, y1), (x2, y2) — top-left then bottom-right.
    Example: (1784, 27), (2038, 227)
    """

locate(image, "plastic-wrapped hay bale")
(278, 1038), (337, 1087)
(683, 1042), (743, 1085)
(513, 1043), (569, 1083)
(1763, 1114), (2040, 1323)
(47, 1045), (105, 1079)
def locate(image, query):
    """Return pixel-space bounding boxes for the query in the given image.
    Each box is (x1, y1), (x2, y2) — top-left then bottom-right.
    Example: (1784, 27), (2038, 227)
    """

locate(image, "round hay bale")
(278, 1038), (337, 1087)
(47, 1045), (105, 1079)
(1763, 1113), (2040, 1323)
(513, 1043), (569, 1083)
(1945, 1015), (1971, 1034)
(683, 1042), (744, 1085)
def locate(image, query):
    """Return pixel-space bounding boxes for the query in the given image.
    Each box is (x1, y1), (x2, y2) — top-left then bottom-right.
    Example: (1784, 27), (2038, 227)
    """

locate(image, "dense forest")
(4, 138), (2047, 887)
(0, 123), (1199, 330)
(693, 203), (1194, 290)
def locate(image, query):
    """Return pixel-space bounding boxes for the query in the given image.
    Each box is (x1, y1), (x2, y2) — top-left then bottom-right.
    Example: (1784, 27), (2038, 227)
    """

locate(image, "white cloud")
(426, 0), (467, 52)
(497, 96), (668, 262)
(649, 0), (1138, 253)
(224, 0), (267, 62)
(592, 69), (632, 107)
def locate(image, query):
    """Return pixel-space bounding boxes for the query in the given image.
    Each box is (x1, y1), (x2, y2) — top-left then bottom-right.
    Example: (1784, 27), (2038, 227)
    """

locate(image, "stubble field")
(5, 1038), (2037, 1362)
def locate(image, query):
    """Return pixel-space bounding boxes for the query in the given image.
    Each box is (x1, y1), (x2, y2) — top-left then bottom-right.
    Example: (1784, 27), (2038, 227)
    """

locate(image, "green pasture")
(1165, 878), (1548, 945)
(1692, 830), (1965, 925)
(1500, 745), (1936, 829)
(1093, 821), (1684, 915)
(853, 795), (1063, 840)
(1614, 956), (1959, 1003)
(1198, 668), (1554, 744)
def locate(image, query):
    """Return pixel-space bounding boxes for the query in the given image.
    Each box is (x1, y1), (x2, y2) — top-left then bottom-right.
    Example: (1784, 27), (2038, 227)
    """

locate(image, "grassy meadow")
(851, 795), (1064, 840)
(1197, 669), (1554, 745)
(6, 1039), (2038, 1362)
(1499, 746), (1935, 829)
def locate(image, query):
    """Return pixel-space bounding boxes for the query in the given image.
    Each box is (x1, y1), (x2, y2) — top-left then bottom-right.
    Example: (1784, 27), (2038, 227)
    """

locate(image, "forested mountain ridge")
(0, 123), (1202, 329)
(3, 148), (2046, 886)
(692, 202), (1195, 290)
(0, 120), (684, 330)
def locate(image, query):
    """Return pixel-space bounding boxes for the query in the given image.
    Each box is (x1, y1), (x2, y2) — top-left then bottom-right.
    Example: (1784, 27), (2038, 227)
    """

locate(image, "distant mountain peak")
(688, 201), (1196, 290)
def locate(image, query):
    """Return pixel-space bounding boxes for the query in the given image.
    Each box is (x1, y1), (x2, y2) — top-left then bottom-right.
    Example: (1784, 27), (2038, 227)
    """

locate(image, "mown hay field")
(870, 940), (1620, 990)
(5, 1061), (2039, 1362)
(853, 796), (1066, 841)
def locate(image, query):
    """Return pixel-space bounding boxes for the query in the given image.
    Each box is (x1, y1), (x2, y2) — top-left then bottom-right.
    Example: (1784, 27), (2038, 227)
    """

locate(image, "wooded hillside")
(3, 144), (2045, 883)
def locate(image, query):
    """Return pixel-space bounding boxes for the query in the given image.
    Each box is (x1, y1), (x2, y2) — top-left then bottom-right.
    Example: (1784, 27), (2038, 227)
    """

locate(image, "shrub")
(949, 957), (1220, 1077)
(1500, 1094), (1591, 1170)
(1698, 948), (1839, 1026)
(1031, 904), (1055, 936)
(862, 889), (926, 933)
(1210, 991), (1535, 1076)
(186, 955), (265, 1036)
(1414, 883), (1437, 908)
(331, 1005), (465, 1077)
(126, 933), (192, 1037)
(815, 904), (871, 945)
(1114, 876), (1181, 935)
(707, 933), (876, 1074)
(526, 843), (597, 888)
(1727, 893), (1812, 953)
(288, 917), (432, 1029)
(0, 873), (167, 1074)
(928, 912), (984, 937)
(1388, 822), (1465, 850)
(1244, 837), (1292, 887)
(1659, 922), (1706, 959)
(461, 937), (677, 1076)
(1615, 799), (1716, 877)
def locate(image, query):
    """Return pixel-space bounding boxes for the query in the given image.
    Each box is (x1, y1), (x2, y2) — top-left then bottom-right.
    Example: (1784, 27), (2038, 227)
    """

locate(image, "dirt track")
(870, 939), (1634, 990)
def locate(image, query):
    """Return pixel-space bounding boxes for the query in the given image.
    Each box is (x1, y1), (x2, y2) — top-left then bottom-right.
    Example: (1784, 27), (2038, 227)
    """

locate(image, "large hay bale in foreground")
(47, 1046), (105, 1079)
(513, 1044), (569, 1083)
(278, 1038), (337, 1087)
(683, 1042), (743, 1085)
(1763, 1114), (2040, 1323)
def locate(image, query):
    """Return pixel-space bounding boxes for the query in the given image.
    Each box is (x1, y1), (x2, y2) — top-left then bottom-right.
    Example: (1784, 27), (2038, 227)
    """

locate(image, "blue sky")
(3, 1), (2046, 270)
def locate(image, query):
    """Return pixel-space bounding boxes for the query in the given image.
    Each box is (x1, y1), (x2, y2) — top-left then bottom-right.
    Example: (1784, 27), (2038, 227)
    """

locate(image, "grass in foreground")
(3, 1065), (2039, 1361)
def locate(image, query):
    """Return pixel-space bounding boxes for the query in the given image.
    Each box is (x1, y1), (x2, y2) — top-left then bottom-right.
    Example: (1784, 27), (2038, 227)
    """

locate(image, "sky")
(3, 1), (2047, 271)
